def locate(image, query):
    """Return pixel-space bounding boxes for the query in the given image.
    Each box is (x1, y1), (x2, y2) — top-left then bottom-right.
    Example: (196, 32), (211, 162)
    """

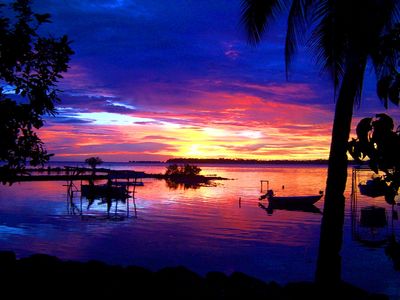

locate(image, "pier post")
(260, 180), (269, 193)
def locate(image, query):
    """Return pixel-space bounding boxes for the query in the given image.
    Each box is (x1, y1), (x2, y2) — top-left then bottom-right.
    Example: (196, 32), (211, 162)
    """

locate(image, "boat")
(259, 189), (323, 206)
(358, 177), (387, 198)
(258, 202), (322, 215)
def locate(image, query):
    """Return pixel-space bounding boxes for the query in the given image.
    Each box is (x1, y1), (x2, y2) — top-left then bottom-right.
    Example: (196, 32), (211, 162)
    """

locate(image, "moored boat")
(259, 189), (323, 206)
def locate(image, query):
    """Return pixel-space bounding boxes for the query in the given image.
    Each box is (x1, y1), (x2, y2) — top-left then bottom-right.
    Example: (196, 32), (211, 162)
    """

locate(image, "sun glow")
(187, 144), (202, 156)
(237, 130), (263, 139)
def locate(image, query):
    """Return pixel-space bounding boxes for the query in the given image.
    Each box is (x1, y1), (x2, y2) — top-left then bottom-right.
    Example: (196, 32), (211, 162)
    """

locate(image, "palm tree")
(241, 0), (400, 284)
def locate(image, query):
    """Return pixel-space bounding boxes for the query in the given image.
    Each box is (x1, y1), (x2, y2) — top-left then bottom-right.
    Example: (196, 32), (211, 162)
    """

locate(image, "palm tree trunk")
(315, 55), (367, 285)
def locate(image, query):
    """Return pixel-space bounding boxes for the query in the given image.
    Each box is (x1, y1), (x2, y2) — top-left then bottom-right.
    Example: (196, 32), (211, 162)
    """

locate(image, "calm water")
(0, 163), (399, 298)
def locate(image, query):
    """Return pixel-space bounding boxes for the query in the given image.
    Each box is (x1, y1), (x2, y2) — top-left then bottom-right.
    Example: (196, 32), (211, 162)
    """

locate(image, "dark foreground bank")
(0, 252), (387, 299)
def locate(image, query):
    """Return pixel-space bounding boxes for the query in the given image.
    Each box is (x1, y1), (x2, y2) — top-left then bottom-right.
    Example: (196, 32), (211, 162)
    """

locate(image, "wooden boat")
(259, 189), (323, 206)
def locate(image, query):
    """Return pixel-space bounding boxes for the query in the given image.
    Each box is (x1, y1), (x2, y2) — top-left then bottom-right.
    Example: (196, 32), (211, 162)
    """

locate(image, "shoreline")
(12, 159), (365, 165)
(0, 166), (229, 184)
(0, 251), (388, 299)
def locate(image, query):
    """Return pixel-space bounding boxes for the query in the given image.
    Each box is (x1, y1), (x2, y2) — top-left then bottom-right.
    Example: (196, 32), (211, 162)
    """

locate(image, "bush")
(165, 164), (201, 176)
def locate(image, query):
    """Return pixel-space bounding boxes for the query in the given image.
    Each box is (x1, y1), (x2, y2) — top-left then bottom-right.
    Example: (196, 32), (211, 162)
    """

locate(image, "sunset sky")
(30, 0), (400, 161)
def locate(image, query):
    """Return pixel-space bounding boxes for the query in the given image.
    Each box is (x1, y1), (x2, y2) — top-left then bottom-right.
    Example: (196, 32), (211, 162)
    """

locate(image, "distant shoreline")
(45, 158), (364, 166)
(164, 158), (330, 165)
(163, 158), (363, 166)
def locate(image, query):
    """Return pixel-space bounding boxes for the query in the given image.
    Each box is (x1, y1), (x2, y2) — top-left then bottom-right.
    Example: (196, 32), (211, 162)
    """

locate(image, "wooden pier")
(1, 166), (150, 182)
(260, 180), (269, 192)
(63, 168), (142, 219)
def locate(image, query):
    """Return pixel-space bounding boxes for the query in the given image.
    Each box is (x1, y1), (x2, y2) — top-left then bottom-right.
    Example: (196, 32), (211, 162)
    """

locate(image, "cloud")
(48, 117), (93, 124)
(142, 135), (180, 141)
(76, 142), (177, 153)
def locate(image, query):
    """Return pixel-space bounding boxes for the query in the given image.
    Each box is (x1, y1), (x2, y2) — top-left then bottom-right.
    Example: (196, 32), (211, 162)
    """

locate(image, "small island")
(164, 164), (228, 189)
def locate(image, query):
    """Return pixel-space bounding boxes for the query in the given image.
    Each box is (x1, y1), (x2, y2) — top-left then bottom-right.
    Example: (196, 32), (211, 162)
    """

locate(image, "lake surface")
(0, 163), (399, 298)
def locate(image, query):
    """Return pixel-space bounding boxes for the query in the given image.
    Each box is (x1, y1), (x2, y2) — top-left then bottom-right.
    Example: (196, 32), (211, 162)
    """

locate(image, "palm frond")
(284, 0), (314, 78)
(370, 2), (400, 107)
(371, 24), (400, 82)
(377, 74), (400, 108)
(241, 0), (286, 45)
(354, 62), (367, 107)
(308, 0), (345, 96)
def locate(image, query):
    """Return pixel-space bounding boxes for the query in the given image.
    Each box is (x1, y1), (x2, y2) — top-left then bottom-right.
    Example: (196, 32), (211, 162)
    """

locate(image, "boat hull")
(267, 195), (323, 206)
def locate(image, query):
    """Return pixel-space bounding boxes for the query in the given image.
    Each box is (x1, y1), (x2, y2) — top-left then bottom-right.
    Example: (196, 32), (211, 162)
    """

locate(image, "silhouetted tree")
(85, 157), (103, 175)
(348, 113), (400, 204)
(182, 164), (202, 176)
(0, 0), (73, 183)
(165, 164), (202, 176)
(165, 164), (205, 190)
(241, 0), (400, 284)
(165, 164), (180, 176)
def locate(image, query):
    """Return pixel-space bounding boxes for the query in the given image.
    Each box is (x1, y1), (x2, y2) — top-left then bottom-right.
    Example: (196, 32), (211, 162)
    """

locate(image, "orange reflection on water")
(129, 164), (328, 248)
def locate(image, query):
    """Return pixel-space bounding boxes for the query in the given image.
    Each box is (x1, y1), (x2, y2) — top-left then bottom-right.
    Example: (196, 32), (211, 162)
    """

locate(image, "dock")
(1, 166), (226, 184)
(1, 166), (155, 182)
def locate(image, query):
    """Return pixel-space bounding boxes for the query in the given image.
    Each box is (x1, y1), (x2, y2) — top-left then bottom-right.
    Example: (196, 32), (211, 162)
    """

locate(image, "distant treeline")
(165, 158), (331, 165)
(129, 160), (164, 164)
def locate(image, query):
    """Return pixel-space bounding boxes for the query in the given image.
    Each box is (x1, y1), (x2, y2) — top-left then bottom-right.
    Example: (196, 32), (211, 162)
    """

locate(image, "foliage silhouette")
(165, 164), (211, 189)
(0, 0), (73, 184)
(85, 156), (104, 174)
(165, 163), (202, 176)
(241, 0), (400, 284)
(348, 113), (400, 204)
(0, 251), (388, 299)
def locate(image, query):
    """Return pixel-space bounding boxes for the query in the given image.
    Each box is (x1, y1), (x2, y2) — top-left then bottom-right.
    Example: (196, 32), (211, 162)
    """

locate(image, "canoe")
(260, 189), (323, 206)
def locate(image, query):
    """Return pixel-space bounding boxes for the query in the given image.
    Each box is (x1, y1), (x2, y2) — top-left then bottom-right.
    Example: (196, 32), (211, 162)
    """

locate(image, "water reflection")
(165, 179), (218, 190)
(351, 166), (400, 252)
(353, 205), (390, 248)
(258, 202), (322, 215)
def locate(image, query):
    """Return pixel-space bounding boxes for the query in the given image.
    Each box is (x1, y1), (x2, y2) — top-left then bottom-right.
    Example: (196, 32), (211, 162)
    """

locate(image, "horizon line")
(45, 157), (354, 164)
